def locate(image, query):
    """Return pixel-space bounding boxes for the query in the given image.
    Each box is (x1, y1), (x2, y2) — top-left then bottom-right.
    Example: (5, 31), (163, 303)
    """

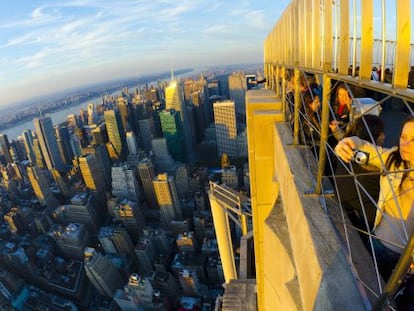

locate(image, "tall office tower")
(55, 126), (74, 166)
(117, 96), (130, 132)
(112, 199), (145, 241)
(50, 168), (71, 198)
(221, 165), (239, 190)
(228, 72), (247, 116)
(78, 108), (88, 125)
(91, 123), (109, 145)
(104, 109), (127, 162)
(149, 270), (179, 300)
(4, 207), (32, 234)
(159, 110), (186, 163)
(207, 80), (221, 96)
(153, 173), (183, 225)
(134, 231), (157, 273)
(143, 86), (159, 102)
(33, 116), (65, 172)
(206, 255), (225, 285)
(165, 79), (194, 162)
(176, 232), (198, 253)
(0, 134), (13, 164)
(22, 129), (36, 164)
(175, 164), (190, 199)
(111, 163), (140, 201)
(10, 162), (24, 182)
(171, 252), (207, 283)
(128, 274), (155, 306)
(82, 144), (112, 191)
(66, 114), (78, 127)
(138, 118), (154, 151)
(190, 91), (207, 143)
(114, 273), (162, 311)
(70, 135), (83, 158)
(53, 192), (100, 232)
(151, 138), (176, 174)
(51, 223), (90, 261)
(98, 226), (135, 258)
(2, 243), (35, 278)
(27, 165), (59, 209)
(125, 131), (138, 156)
(78, 153), (107, 198)
(87, 103), (98, 125)
(213, 100), (238, 157)
(32, 137), (46, 168)
(237, 130), (248, 157)
(84, 247), (125, 297)
(74, 126), (89, 148)
(137, 158), (158, 209)
(152, 228), (172, 257)
(179, 269), (201, 296)
(11, 139), (27, 162)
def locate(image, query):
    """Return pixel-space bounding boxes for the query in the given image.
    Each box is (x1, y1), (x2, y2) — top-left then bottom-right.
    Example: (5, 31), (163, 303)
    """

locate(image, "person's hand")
(329, 120), (339, 131)
(334, 138), (356, 163)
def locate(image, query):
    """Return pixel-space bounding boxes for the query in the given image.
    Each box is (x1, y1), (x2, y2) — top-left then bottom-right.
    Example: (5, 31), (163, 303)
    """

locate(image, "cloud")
(1, 6), (62, 29)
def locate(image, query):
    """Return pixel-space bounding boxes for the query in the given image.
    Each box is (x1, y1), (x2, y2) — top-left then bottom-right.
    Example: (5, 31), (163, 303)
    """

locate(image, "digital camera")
(351, 150), (369, 165)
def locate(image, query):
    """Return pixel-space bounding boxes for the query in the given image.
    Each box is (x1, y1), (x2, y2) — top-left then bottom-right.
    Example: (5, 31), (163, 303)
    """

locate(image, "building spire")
(170, 62), (174, 81)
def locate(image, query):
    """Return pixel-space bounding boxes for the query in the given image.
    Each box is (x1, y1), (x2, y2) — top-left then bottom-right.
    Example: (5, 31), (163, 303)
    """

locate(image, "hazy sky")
(0, 0), (290, 107)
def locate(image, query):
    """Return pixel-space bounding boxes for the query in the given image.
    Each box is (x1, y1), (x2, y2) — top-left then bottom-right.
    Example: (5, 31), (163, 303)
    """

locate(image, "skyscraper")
(165, 80), (194, 162)
(84, 247), (124, 297)
(27, 165), (59, 209)
(110, 199), (145, 241)
(78, 154), (107, 198)
(111, 163), (140, 201)
(55, 126), (74, 166)
(151, 138), (176, 174)
(0, 134), (13, 164)
(228, 72), (247, 116)
(137, 157), (158, 210)
(32, 137), (46, 168)
(134, 231), (157, 274)
(98, 226), (135, 259)
(153, 173), (183, 225)
(21, 129), (36, 164)
(104, 109), (127, 162)
(179, 269), (201, 296)
(213, 100), (238, 157)
(33, 116), (65, 172)
(159, 109), (186, 163)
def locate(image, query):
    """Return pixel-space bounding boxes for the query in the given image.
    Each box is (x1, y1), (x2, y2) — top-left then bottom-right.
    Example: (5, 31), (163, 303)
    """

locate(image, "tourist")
(334, 115), (385, 232)
(334, 116), (414, 281)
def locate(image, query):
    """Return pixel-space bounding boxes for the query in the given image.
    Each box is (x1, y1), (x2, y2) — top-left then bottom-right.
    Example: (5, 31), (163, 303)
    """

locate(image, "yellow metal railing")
(263, 0), (414, 309)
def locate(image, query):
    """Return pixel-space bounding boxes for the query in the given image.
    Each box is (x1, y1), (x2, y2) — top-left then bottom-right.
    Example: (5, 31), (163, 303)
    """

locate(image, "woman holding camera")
(329, 84), (353, 141)
(334, 116), (414, 281)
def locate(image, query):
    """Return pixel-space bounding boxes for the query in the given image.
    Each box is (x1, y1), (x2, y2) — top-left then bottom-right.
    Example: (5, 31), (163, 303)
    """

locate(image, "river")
(2, 69), (199, 140)
(2, 95), (105, 140)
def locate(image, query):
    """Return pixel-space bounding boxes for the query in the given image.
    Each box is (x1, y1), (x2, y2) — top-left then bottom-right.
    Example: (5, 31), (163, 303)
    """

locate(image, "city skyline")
(0, 0), (290, 107)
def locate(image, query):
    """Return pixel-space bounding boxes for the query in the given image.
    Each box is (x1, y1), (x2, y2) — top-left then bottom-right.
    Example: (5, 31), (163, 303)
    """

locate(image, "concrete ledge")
(271, 122), (377, 310)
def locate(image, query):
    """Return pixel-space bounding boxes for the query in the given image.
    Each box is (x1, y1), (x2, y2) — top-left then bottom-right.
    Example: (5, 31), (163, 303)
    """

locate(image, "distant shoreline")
(0, 68), (194, 132)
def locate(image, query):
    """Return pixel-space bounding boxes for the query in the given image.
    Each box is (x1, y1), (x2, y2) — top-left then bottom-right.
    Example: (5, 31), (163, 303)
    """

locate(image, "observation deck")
(242, 1), (414, 310)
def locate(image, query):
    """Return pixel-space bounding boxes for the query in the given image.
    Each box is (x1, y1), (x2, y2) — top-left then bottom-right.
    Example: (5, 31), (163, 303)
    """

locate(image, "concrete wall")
(247, 89), (379, 311)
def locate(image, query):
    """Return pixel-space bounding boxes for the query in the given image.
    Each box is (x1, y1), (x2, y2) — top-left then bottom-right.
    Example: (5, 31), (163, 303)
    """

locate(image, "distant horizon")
(0, 1), (291, 107)
(0, 62), (261, 112)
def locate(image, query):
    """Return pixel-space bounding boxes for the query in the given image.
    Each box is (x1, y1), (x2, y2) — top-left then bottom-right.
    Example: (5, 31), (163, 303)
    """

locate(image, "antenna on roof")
(170, 62), (174, 81)
(136, 72), (141, 95)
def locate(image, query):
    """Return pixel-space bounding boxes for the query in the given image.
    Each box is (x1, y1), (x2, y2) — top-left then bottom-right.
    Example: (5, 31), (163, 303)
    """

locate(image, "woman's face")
(309, 96), (320, 112)
(337, 88), (351, 107)
(399, 121), (414, 163)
